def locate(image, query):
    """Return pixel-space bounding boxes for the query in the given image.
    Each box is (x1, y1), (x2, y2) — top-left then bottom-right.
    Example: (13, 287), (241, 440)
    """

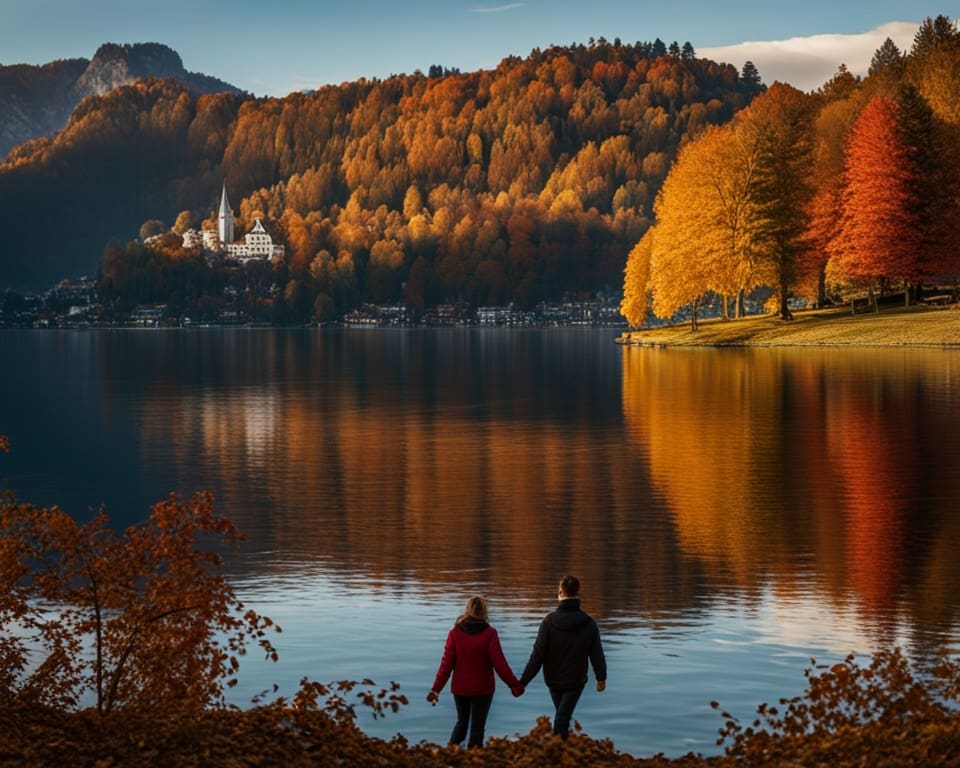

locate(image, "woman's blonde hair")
(456, 595), (488, 624)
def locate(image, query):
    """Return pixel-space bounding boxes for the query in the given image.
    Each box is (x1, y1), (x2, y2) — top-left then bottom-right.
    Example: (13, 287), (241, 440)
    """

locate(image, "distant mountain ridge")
(0, 42), (242, 159)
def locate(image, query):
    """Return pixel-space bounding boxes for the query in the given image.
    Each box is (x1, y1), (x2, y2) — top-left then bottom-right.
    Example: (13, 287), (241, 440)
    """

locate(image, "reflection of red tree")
(826, 389), (911, 615)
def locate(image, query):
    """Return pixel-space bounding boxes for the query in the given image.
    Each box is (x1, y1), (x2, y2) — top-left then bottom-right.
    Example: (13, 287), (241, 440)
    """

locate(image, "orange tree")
(0, 484), (279, 715)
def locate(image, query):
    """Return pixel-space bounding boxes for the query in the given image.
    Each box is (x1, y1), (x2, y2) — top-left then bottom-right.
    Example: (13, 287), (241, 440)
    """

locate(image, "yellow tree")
(620, 227), (652, 327)
(692, 122), (767, 317)
(648, 155), (709, 328)
(645, 124), (762, 328)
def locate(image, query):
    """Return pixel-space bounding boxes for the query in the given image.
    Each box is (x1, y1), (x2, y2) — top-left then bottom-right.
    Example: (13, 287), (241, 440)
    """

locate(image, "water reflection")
(76, 331), (960, 654)
(621, 346), (960, 652)
(107, 329), (695, 621)
(6, 330), (960, 649)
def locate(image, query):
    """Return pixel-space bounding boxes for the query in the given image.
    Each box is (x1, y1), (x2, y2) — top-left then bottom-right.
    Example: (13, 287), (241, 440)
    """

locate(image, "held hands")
(596, 680), (606, 693)
(429, 686), (526, 701)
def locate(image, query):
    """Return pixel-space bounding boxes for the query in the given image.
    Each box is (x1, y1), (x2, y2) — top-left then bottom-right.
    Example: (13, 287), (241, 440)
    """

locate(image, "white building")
(224, 217), (285, 263)
(181, 183), (285, 264)
(218, 182), (234, 246)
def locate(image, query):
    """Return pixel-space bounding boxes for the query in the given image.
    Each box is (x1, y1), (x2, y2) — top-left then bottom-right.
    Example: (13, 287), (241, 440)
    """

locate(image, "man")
(519, 575), (606, 739)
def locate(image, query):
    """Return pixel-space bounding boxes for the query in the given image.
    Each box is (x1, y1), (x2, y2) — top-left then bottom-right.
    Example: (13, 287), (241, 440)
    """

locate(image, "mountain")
(0, 42), (242, 160)
(0, 40), (760, 300)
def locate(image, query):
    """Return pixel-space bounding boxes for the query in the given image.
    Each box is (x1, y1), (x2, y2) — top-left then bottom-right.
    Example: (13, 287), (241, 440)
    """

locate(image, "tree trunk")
(691, 297), (699, 331)
(779, 277), (793, 320)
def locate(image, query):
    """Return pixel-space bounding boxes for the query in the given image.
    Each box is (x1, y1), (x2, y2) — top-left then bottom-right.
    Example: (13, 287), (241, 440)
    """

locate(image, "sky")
(1, 1), (954, 96)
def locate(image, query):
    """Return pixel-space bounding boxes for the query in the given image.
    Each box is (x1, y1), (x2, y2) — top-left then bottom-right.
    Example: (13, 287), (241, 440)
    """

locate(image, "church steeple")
(218, 182), (234, 246)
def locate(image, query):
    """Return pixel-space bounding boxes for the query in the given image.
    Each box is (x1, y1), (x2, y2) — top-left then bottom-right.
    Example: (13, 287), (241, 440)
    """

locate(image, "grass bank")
(617, 304), (959, 348)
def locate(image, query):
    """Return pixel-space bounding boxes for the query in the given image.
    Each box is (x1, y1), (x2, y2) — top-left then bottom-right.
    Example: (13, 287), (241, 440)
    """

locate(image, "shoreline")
(616, 304), (960, 348)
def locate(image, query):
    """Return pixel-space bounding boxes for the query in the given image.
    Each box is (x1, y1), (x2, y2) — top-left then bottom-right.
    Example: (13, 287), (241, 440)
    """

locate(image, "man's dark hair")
(559, 575), (580, 597)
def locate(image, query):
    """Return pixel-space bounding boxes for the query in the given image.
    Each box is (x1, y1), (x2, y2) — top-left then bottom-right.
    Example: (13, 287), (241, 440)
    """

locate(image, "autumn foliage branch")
(0, 486), (281, 715)
(712, 648), (960, 766)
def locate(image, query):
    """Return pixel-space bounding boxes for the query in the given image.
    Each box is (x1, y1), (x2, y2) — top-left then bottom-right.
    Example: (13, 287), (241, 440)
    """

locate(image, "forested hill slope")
(0, 41), (761, 300)
(0, 43), (242, 161)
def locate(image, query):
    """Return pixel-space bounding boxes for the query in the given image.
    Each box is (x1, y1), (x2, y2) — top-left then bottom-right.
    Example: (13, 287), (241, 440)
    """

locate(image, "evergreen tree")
(869, 38), (904, 77)
(896, 84), (959, 282)
(911, 15), (960, 58)
(743, 84), (816, 320)
(740, 61), (763, 93)
(818, 64), (860, 102)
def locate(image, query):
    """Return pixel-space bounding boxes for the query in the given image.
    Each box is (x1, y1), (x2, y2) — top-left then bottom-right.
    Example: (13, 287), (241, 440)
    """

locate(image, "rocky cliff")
(0, 42), (241, 159)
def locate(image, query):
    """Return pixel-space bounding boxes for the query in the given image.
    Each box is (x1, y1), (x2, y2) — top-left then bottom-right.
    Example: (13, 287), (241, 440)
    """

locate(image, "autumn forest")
(622, 15), (960, 328)
(0, 36), (759, 321)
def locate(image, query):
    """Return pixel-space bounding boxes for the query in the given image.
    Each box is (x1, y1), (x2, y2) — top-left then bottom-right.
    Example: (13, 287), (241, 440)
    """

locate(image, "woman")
(427, 595), (524, 748)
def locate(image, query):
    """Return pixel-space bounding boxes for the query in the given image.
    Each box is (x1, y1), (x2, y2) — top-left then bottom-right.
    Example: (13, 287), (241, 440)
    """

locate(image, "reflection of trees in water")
(621, 348), (794, 581)
(621, 345), (960, 647)
(111, 329), (702, 619)
(101, 330), (960, 650)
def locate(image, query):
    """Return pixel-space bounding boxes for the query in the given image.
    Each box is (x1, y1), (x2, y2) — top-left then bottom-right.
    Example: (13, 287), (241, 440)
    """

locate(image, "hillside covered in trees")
(622, 15), (960, 329)
(0, 38), (761, 321)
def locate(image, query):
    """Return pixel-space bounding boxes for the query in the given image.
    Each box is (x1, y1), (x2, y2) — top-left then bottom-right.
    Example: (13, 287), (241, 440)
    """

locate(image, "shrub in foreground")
(0, 488), (280, 715)
(713, 648), (960, 767)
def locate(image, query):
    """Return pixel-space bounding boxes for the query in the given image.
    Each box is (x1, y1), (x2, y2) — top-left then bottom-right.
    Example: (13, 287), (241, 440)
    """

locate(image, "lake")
(2, 327), (960, 757)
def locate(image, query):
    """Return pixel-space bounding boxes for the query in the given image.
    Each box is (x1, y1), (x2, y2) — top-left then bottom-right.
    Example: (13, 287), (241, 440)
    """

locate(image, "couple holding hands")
(427, 575), (607, 748)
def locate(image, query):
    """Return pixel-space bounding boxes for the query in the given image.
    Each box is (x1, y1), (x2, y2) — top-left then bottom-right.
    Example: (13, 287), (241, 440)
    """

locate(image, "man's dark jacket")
(519, 598), (606, 690)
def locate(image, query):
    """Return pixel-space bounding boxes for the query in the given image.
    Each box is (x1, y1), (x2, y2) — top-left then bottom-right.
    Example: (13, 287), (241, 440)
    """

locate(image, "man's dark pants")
(549, 685), (584, 739)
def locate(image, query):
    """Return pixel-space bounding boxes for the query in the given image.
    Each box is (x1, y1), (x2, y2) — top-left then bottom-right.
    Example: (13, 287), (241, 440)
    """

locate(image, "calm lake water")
(2, 327), (960, 757)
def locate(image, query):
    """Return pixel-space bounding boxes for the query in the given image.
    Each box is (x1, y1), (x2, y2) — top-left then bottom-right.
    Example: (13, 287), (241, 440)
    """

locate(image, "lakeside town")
(0, 274), (628, 329)
(0, 183), (636, 330)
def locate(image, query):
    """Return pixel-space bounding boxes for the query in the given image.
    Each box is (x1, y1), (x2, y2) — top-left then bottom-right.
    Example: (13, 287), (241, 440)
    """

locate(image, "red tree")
(828, 97), (922, 307)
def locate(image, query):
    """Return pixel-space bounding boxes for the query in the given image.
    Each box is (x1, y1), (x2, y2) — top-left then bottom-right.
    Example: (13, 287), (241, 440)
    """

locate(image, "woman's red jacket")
(431, 620), (521, 696)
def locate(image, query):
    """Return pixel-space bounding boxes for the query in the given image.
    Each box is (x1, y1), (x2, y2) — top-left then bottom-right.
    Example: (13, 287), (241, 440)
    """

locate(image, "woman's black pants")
(450, 693), (494, 748)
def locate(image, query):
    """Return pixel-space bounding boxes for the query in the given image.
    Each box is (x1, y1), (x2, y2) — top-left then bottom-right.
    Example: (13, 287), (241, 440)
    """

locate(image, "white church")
(182, 184), (285, 264)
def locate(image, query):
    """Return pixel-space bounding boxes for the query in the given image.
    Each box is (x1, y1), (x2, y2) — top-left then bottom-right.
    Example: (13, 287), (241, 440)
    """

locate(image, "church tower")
(218, 182), (234, 247)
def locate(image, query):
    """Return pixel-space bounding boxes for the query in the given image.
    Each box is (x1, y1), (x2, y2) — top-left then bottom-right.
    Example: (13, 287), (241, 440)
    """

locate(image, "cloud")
(471, 3), (525, 13)
(699, 21), (918, 92)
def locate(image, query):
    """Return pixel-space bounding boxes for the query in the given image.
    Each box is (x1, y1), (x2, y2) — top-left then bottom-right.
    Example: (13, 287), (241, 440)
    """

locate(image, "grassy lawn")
(617, 304), (960, 347)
